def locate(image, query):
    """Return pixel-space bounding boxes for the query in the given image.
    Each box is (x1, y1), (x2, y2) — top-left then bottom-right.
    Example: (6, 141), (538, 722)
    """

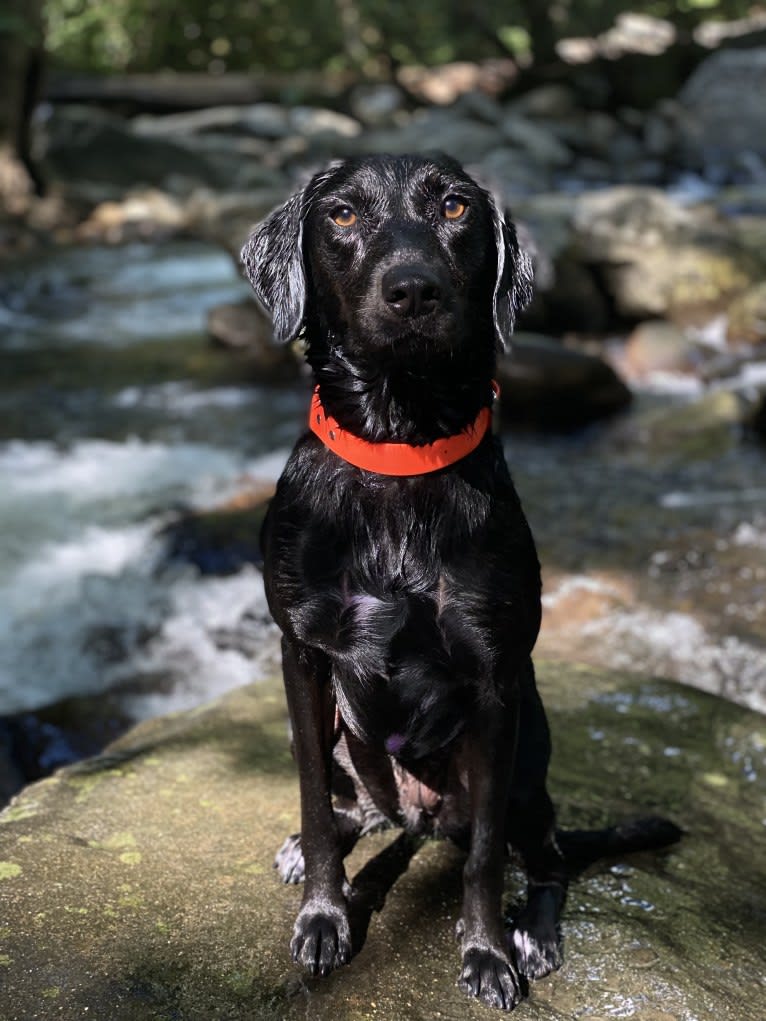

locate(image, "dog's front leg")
(281, 637), (352, 976)
(458, 696), (521, 1012)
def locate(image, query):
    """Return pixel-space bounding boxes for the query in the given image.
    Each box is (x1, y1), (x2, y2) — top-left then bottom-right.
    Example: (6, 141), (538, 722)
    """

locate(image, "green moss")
(0, 804), (38, 825)
(0, 862), (22, 880)
(91, 831), (137, 851)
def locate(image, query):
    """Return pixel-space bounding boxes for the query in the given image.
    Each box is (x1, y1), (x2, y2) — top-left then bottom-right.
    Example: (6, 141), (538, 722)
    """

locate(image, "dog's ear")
(490, 198), (534, 350)
(240, 189), (306, 344)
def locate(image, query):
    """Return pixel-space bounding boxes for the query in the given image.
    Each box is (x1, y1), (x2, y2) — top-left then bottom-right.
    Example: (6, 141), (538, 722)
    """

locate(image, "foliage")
(40, 0), (760, 74)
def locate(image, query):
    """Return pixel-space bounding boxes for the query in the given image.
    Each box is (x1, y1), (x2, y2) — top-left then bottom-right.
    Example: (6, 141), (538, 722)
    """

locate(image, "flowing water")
(1, 240), (764, 730)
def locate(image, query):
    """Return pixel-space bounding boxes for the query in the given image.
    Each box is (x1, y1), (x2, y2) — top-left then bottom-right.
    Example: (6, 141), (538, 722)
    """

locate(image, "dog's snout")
(382, 266), (442, 318)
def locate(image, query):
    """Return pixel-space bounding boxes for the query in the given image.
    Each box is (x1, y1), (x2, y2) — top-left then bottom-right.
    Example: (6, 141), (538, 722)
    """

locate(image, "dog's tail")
(556, 815), (683, 875)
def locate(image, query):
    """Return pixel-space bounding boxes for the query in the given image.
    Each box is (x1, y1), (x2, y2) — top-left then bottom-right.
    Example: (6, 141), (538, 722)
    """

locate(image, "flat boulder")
(1, 664), (763, 1020)
(497, 333), (631, 429)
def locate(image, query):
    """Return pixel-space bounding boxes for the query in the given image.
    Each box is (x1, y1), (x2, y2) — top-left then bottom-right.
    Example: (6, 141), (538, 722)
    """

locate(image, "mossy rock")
(727, 282), (766, 347)
(629, 390), (743, 462)
(603, 243), (755, 325)
(0, 665), (764, 1021)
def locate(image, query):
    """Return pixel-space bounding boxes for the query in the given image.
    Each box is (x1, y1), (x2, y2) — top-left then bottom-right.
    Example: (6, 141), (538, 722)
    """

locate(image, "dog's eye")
(442, 196), (468, 221)
(331, 206), (357, 228)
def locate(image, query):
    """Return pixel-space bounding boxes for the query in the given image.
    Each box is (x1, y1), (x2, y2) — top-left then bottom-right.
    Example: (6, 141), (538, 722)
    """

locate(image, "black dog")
(242, 154), (679, 1011)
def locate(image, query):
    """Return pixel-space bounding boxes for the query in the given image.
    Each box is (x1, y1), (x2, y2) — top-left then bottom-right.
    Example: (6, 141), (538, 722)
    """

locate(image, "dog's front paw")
(458, 947), (522, 1012)
(291, 902), (352, 977)
(512, 925), (562, 981)
(274, 833), (305, 884)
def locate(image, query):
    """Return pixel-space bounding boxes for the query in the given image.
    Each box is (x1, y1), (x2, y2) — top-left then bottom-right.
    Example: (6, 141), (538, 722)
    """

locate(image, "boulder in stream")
(206, 300), (302, 381)
(623, 319), (699, 377)
(677, 46), (766, 177)
(726, 282), (766, 347)
(497, 333), (632, 429)
(569, 186), (759, 324)
(0, 664), (763, 1020)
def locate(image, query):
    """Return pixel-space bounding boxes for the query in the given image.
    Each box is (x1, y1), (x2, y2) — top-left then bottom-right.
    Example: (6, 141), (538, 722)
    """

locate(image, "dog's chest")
(279, 483), (491, 658)
(265, 444), (541, 676)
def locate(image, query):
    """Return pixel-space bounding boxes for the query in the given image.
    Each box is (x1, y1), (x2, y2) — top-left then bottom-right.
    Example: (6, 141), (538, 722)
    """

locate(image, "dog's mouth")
(354, 306), (462, 354)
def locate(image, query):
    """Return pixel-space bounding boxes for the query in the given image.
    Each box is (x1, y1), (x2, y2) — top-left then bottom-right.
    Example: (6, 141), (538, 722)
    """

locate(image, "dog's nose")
(382, 266), (442, 318)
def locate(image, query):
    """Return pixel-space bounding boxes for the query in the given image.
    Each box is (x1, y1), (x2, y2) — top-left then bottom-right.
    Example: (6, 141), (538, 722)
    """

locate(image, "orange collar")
(309, 382), (499, 476)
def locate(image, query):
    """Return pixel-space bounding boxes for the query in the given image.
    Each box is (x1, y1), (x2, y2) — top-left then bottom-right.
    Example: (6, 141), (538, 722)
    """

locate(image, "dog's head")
(241, 154), (532, 356)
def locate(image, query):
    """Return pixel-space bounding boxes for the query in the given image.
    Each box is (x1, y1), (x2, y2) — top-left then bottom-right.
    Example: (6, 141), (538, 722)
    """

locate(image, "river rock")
(0, 665), (763, 1020)
(34, 105), (207, 199)
(750, 390), (766, 441)
(522, 259), (611, 335)
(240, 103), (295, 139)
(500, 114), (573, 169)
(0, 724), (26, 804)
(359, 109), (503, 160)
(289, 106), (362, 142)
(159, 132), (288, 192)
(514, 192), (579, 262)
(453, 89), (504, 125)
(497, 333), (631, 429)
(206, 300), (302, 383)
(161, 482), (274, 575)
(34, 105), (278, 201)
(478, 147), (552, 197)
(677, 47), (766, 177)
(630, 390), (742, 461)
(207, 300), (269, 350)
(642, 100), (682, 160)
(515, 187), (765, 331)
(75, 189), (188, 243)
(348, 83), (407, 126)
(505, 84), (577, 120)
(572, 186), (690, 256)
(131, 105), (275, 138)
(623, 320), (698, 377)
(726, 282), (766, 346)
(185, 187), (292, 257)
(583, 112), (622, 157)
(717, 185), (766, 217)
(570, 187), (758, 323)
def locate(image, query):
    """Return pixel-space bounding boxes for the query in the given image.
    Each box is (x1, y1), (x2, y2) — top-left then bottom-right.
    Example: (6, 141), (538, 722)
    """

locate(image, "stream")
(1, 240), (764, 751)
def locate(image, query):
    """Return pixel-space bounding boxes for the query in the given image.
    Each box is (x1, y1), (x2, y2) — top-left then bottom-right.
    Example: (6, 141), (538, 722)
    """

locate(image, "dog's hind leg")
(274, 806), (363, 885)
(275, 727), (398, 884)
(506, 661), (568, 981)
(507, 787), (568, 981)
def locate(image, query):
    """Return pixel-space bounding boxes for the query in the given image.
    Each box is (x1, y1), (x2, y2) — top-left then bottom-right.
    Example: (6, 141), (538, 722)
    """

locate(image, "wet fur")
(242, 154), (680, 1010)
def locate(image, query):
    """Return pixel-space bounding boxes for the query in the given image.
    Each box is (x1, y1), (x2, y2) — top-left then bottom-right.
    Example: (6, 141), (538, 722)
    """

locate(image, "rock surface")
(623, 320), (698, 377)
(1, 664), (764, 1021)
(727, 282), (766, 346)
(678, 46), (766, 170)
(206, 300), (301, 379)
(497, 334), (632, 429)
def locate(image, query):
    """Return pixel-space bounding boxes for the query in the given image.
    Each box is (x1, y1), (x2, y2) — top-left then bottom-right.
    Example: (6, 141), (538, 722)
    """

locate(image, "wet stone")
(0, 664), (764, 1020)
